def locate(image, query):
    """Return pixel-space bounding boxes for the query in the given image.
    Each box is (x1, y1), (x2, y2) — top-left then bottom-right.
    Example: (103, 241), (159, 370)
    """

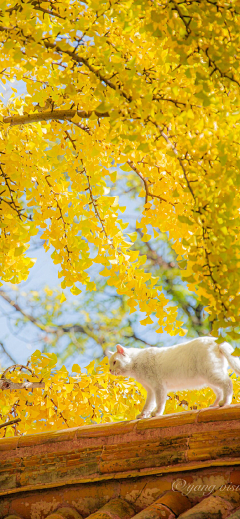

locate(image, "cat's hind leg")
(136, 387), (155, 419)
(218, 377), (233, 406)
(209, 386), (223, 407)
(151, 386), (167, 417)
(208, 375), (233, 407)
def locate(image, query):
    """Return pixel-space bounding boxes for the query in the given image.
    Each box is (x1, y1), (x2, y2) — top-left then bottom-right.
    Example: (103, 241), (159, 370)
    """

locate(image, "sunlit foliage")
(0, 1), (240, 339)
(1, 352), (239, 437)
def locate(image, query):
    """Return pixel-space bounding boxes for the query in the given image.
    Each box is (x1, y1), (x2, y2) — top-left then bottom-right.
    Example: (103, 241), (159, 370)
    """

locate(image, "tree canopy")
(0, 0), (240, 343)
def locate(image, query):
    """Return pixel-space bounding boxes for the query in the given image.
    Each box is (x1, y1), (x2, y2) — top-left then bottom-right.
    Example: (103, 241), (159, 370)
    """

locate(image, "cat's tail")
(219, 341), (240, 375)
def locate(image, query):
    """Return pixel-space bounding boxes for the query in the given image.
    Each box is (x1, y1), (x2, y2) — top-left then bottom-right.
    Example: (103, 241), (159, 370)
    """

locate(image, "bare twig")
(0, 341), (17, 364)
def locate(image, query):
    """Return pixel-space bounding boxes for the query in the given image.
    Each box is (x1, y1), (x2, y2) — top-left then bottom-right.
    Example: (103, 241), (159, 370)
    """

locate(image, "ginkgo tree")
(1, 0), (240, 339)
(0, 0), (240, 435)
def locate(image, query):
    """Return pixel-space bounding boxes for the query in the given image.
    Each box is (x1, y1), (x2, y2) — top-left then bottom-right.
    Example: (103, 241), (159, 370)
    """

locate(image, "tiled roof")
(0, 405), (240, 519)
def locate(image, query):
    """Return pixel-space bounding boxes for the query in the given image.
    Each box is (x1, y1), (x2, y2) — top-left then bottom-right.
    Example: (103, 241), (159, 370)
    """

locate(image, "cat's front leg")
(151, 386), (167, 417)
(136, 387), (155, 419)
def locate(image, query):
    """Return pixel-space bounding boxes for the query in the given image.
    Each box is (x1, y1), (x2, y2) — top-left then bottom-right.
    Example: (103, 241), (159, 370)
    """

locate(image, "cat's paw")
(151, 408), (163, 417)
(136, 412), (151, 419)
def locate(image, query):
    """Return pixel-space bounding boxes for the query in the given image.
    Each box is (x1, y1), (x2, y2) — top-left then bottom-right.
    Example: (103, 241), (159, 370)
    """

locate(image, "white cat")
(107, 337), (240, 418)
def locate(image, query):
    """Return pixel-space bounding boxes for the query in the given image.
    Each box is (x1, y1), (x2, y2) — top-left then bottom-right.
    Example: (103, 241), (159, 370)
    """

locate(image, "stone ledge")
(0, 405), (239, 496)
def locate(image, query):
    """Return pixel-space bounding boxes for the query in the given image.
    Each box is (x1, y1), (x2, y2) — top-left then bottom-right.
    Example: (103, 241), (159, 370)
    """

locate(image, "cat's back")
(159, 336), (217, 360)
(128, 337), (217, 375)
(128, 337), (215, 361)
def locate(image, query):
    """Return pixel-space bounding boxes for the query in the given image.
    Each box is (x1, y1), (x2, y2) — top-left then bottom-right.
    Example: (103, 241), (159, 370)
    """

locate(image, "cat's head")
(106, 344), (131, 376)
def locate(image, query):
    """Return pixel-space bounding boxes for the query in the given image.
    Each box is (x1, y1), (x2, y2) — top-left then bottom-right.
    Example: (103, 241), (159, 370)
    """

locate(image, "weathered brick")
(76, 422), (135, 439)
(18, 428), (77, 448)
(227, 509), (240, 518)
(178, 484), (240, 518)
(231, 471), (240, 485)
(177, 495), (234, 518)
(136, 412), (196, 431)
(197, 405), (240, 423)
(130, 492), (191, 519)
(85, 499), (135, 519)
(0, 438), (18, 452)
(53, 508), (83, 519)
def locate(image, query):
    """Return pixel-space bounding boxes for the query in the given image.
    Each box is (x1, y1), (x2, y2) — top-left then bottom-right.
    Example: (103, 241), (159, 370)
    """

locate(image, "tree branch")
(3, 109), (109, 127)
(125, 328), (156, 347)
(0, 417), (21, 429)
(136, 229), (177, 270)
(86, 173), (110, 241)
(0, 341), (17, 364)
(150, 120), (196, 201)
(127, 160), (175, 206)
(0, 379), (45, 390)
(0, 289), (54, 332)
(170, 0), (192, 35)
(0, 290), (100, 339)
(0, 25), (131, 102)
(205, 47), (240, 88)
(6, 1), (66, 19)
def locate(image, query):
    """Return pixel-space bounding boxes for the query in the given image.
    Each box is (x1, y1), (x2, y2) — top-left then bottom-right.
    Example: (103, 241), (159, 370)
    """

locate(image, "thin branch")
(0, 379), (45, 390)
(44, 175), (72, 260)
(127, 160), (149, 204)
(64, 129), (77, 150)
(86, 174), (109, 240)
(71, 120), (91, 134)
(40, 39), (132, 100)
(205, 48), (240, 88)
(0, 289), (53, 332)
(170, 0), (192, 35)
(0, 165), (30, 220)
(50, 397), (69, 427)
(30, 1), (66, 19)
(127, 159), (175, 206)
(136, 229), (177, 270)
(0, 341), (17, 364)
(6, 1), (66, 19)
(0, 25), (131, 103)
(0, 417), (21, 429)
(1, 363), (35, 380)
(0, 289), (95, 337)
(151, 121), (195, 201)
(125, 328), (156, 347)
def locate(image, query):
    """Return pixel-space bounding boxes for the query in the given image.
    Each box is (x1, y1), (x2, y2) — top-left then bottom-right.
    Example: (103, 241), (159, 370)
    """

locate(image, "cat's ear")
(116, 344), (126, 356)
(105, 348), (113, 358)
